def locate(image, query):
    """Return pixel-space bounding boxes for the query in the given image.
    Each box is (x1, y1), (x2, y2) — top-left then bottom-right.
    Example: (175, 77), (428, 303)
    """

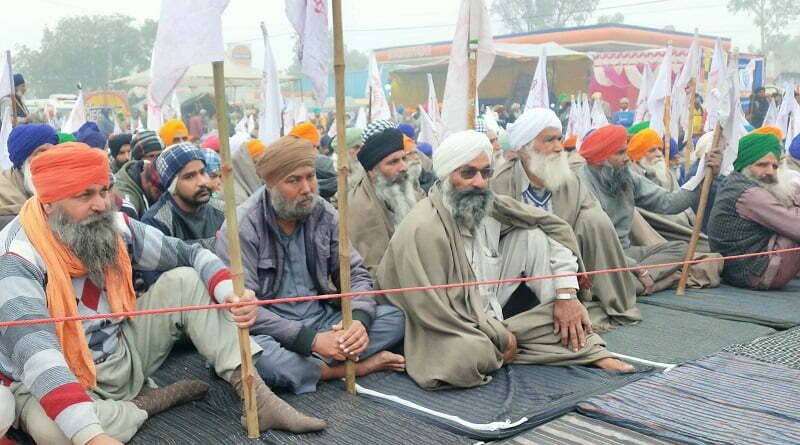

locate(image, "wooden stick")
(676, 122), (722, 295)
(10, 93), (18, 127)
(211, 61), (260, 437)
(683, 77), (697, 172)
(664, 95), (672, 165)
(331, 0), (357, 395)
(467, 39), (478, 130)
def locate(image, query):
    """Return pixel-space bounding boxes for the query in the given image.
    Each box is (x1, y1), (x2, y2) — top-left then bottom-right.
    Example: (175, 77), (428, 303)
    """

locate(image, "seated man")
(1, 144), (324, 445)
(202, 148), (222, 196)
(216, 135), (405, 395)
(0, 124), (58, 225)
(130, 130), (164, 162)
(331, 127), (364, 189)
(142, 143), (224, 249)
(494, 108), (643, 315)
(159, 119), (191, 146)
(233, 139), (267, 205)
(578, 125), (723, 292)
(114, 160), (162, 220)
(377, 130), (632, 390)
(708, 133), (800, 289)
(349, 127), (421, 276)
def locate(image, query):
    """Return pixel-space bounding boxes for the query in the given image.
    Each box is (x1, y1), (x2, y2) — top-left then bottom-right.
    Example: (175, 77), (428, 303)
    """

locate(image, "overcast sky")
(2, 0), (795, 73)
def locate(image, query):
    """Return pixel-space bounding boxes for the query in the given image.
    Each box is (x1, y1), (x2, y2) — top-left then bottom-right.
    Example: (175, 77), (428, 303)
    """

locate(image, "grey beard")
(269, 186), (319, 221)
(374, 171), (417, 227)
(441, 179), (494, 233)
(407, 160), (423, 183)
(22, 160), (36, 195)
(596, 162), (634, 194)
(640, 157), (671, 189)
(525, 148), (572, 191)
(48, 206), (120, 287)
(743, 168), (794, 207)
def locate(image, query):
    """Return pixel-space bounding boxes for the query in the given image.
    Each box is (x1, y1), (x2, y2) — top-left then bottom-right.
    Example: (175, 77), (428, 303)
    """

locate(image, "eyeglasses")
(456, 166), (494, 180)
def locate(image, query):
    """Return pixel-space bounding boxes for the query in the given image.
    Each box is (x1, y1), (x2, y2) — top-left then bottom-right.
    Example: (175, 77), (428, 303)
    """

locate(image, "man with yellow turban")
(159, 119), (191, 146)
(708, 133), (800, 289)
(578, 125), (723, 293)
(215, 135), (406, 395)
(0, 144), (325, 444)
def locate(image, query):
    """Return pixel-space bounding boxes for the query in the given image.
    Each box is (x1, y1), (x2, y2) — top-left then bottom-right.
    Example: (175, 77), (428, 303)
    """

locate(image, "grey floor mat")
(355, 363), (653, 441)
(603, 303), (776, 365)
(638, 280), (800, 330)
(724, 326), (800, 370)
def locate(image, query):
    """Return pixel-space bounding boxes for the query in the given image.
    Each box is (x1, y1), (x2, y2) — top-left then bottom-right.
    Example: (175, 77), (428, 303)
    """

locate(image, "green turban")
(627, 121), (650, 135)
(558, 93), (569, 103)
(734, 133), (782, 172)
(57, 132), (77, 143)
(331, 127), (363, 150)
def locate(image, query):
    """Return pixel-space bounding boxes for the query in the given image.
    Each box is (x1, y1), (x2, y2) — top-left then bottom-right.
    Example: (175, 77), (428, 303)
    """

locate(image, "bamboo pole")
(211, 61), (260, 437)
(683, 77), (697, 171)
(467, 40), (478, 130)
(10, 94), (18, 127)
(676, 122), (722, 295)
(331, 0), (357, 395)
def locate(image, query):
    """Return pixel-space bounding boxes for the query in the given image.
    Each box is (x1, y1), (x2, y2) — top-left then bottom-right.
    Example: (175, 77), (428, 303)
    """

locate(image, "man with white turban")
(493, 108), (644, 313)
(376, 130), (633, 390)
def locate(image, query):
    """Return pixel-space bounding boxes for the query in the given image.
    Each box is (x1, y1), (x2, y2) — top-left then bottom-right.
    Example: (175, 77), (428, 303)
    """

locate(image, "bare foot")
(593, 357), (635, 372)
(651, 271), (682, 293)
(356, 351), (406, 376)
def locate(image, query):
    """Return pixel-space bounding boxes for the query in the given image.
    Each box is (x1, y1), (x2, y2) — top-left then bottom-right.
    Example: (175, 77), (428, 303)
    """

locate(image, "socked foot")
(593, 357), (635, 372)
(133, 379), (209, 416)
(356, 351), (406, 376)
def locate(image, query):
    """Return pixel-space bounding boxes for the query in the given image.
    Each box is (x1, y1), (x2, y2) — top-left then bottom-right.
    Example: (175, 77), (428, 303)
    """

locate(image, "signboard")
(83, 91), (130, 122)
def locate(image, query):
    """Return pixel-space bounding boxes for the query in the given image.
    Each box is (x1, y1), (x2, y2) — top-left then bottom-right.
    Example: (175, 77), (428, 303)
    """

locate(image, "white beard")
(525, 148), (572, 191)
(407, 159), (423, 183)
(374, 171), (417, 227)
(22, 159), (36, 195)
(640, 157), (671, 189)
(744, 167), (798, 208)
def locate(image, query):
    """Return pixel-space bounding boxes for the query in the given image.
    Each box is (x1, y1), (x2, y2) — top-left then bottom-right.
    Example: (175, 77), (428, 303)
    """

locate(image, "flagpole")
(332, 0), (357, 395)
(212, 61), (260, 437)
(467, 38), (478, 130)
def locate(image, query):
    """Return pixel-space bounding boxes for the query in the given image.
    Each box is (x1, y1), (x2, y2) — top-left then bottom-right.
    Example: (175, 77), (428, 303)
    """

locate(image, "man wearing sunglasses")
(493, 108), (642, 331)
(349, 126), (423, 276)
(376, 130), (633, 390)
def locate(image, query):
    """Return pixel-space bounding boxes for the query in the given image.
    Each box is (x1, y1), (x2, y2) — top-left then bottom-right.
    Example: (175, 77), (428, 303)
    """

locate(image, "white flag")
(365, 52), (392, 122)
(258, 23), (284, 145)
(295, 100), (308, 124)
(285, 0), (330, 104)
(327, 117), (336, 137)
(235, 116), (248, 134)
(672, 35), (701, 143)
(0, 105), (12, 171)
(647, 44), (673, 138)
(170, 91), (182, 120)
(246, 114), (255, 134)
(149, 0), (228, 107)
(704, 39), (727, 132)
(354, 106), (367, 129)
(525, 45), (549, 111)
(282, 100), (296, 135)
(483, 105), (500, 132)
(576, 94), (593, 145)
(441, 0), (495, 135)
(62, 92), (86, 134)
(113, 119), (122, 135)
(417, 105), (438, 148)
(146, 90), (164, 130)
(590, 99), (608, 129)
(565, 96), (577, 137)
(136, 118), (144, 131)
(762, 99), (778, 128)
(777, 85), (797, 140)
(0, 51), (13, 99)
(634, 65), (653, 124)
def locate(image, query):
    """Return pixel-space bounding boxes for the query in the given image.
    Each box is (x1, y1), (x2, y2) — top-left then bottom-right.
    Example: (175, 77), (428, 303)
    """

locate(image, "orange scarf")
(19, 198), (136, 388)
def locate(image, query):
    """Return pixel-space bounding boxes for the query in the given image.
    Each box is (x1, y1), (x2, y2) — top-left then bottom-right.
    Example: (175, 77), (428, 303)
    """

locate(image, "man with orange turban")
(288, 122), (321, 147)
(216, 135), (406, 396)
(0, 144), (325, 444)
(159, 119), (191, 146)
(578, 125), (724, 293)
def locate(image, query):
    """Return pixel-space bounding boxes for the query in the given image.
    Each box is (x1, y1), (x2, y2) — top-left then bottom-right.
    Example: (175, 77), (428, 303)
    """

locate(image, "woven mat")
(724, 326), (800, 370)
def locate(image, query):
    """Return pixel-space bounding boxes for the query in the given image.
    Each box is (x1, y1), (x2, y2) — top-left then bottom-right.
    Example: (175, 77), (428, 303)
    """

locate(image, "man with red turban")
(0, 144), (324, 444)
(578, 125), (724, 293)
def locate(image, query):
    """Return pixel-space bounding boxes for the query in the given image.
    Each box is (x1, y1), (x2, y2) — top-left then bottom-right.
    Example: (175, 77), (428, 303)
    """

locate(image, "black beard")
(598, 162), (634, 194)
(48, 206), (120, 287)
(442, 180), (494, 232)
(269, 187), (319, 222)
(178, 185), (212, 208)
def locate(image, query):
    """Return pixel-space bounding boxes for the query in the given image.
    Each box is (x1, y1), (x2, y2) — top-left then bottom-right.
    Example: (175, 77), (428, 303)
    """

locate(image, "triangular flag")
(417, 105), (437, 148)
(282, 100), (296, 135)
(762, 98), (778, 128)
(285, 0), (330, 104)
(426, 73), (441, 127)
(672, 34), (701, 143)
(524, 45), (549, 110)
(327, 117), (337, 137)
(258, 23), (284, 145)
(647, 44), (673, 138)
(704, 39), (727, 132)
(441, 0), (495, 135)
(0, 50), (13, 99)
(777, 84), (797, 141)
(565, 96), (577, 137)
(295, 100), (308, 124)
(365, 52), (392, 122)
(634, 65), (653, 124)
(62, 91), (86, 134)
(354, 106), (367, 129)
(590, 98), (608, 129)
(0, 106), (12, 171)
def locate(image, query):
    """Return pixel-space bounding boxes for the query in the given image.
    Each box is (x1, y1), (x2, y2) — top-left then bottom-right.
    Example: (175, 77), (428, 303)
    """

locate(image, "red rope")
(2, 245), (799, 329)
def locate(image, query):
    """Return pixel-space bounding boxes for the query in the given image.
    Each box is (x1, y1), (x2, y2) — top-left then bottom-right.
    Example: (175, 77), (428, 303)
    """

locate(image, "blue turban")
(397, 124), (415, 140)
(73, 122), (100, 139)
(8, 124), (58, 168)
(789, 133), (800, 160)
(13, 74), (24, 87)
(417, 142), (433, 157)
(202, 148), (221, 174)
(78, 130), (108, 149)
(669, 138), (679, 159)
(155, 142), (206, 187)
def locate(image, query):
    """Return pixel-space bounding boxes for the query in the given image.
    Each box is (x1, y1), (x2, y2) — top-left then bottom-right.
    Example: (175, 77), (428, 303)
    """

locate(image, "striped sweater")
(0, 212), (233, 443)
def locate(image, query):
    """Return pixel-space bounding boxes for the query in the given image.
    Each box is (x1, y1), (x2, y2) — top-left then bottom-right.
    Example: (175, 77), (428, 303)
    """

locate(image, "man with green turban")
(708, 133), (800, 289)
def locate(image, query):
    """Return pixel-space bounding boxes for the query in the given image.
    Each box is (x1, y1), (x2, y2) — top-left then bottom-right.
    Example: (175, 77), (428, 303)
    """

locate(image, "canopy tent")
(388, 42), (592, 108)
(111, 58), (263, 88)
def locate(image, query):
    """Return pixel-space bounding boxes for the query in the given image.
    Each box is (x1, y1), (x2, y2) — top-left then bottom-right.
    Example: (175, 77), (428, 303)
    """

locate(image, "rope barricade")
(2, 245), (800, 329)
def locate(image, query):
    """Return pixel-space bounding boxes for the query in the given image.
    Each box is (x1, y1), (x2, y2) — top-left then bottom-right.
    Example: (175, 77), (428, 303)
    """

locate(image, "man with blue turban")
(0, 124), (58, 222)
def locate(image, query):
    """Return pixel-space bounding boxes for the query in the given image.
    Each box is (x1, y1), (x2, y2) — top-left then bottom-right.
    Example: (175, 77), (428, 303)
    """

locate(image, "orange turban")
(246, 139), (267, 158)
(579, 125), (628, 164)
(289, 122), (321, 145)
(627, 128), (663, 162)
(563, 134), (578, 149)
(31, 143), (110, 204)
(403, 135), (416, 152)
(751, 126), (783, 142)
(159, 119), (190, 146)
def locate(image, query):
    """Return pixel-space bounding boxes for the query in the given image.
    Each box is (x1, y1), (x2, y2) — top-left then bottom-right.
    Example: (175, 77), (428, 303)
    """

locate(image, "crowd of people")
(1, 70), (800, 445)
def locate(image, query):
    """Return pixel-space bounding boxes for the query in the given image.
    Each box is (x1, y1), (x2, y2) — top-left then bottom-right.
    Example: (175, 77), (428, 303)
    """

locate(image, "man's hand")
(312, 331), (347, 361)
(553, 299), (592, 352)
(636, 271), (655, 296)
(87, 434), (123, 445)
(331, 320), (369, 360)
(502, 331), (517, 365)
(225, 289), (258, 329)
(705, 147), (722, 177)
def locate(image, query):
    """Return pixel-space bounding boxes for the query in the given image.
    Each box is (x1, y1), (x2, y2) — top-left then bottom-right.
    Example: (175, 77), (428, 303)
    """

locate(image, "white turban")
(433, 130), (493, 180)
(506, 108), (563, 151)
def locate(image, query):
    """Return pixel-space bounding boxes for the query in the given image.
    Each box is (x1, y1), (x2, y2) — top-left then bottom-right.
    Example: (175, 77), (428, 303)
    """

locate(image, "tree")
(491, 0), (600, 33)
(14, 15), (157, 97)
(596, 12), (624, 24)
(727, 0), (800, 55)
(283, 34), (369, 77)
